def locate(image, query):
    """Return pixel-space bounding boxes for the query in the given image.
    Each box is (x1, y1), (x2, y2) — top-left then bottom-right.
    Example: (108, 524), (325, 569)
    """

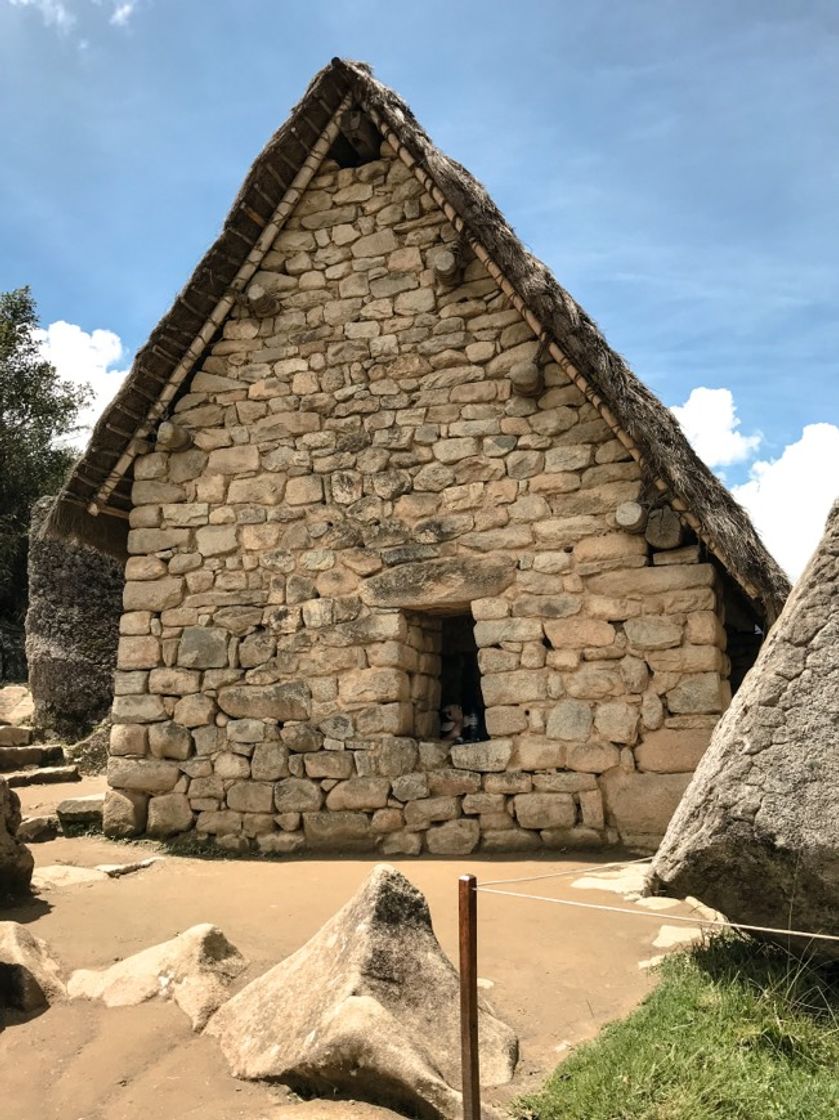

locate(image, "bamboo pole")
(459, 874), (481, 1120)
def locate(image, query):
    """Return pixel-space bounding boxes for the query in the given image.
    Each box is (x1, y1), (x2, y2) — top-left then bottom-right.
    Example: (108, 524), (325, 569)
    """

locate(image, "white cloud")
(35, 320), (130, 448)
(6, 0), (143, 34)
(109, 0), (136, 25)
(671, 386), (839, 580)
(732, 423), (839, 580)
(671, 386), (762, 469)
(8, 0), (75, 32)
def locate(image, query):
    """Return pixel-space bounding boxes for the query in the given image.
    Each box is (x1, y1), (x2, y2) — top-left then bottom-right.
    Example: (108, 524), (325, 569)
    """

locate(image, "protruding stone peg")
(429, 246), (461, 284)
(245, 281), (280, 318)
(615, 500), (648, 534)
(509, 361), (544, 398)
(156, 420), (192, 451)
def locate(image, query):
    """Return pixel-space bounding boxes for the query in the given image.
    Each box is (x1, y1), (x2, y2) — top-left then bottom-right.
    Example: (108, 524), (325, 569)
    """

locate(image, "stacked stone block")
(104, 139), (736, 853)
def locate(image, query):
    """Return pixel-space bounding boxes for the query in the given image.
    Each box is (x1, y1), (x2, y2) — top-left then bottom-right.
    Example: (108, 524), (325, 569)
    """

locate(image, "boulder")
(0, 778), (33, 898)
(67, 923), (246, 1029)
(0, 922), (66, 1013)
(650, 501), (839, 958)
(206, 864), (518, 1118)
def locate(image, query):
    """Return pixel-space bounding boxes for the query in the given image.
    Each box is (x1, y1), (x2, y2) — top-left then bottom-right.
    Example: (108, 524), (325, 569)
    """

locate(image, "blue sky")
(1, 0), (837, 575)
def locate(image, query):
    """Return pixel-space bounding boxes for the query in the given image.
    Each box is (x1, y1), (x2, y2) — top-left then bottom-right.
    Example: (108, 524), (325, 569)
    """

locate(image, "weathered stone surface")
(0, 922), (66, 1012)
(624, 616), (682, 650)
(651, 504), (839, 956)
(325, 777), (390, 811)
(450, 739), (512, 772)
(544, 618), (615, 648)
(426, 819), (480, 854)
(174, 693), (216, 727)
(665, 673), (724, 714)
(274, 778), (323, 813)
(251, 742), (289, 780)
(123, 578), (184, 612)
(546, 700), (592, 741)
(26, 498), (122, 739)
(103, 788), (147, 837)
(147, 793), (193, 837)
(302, 811), (376, 851)
(258, 831), (305, 855)
(227, 782), (274, 813)
(206, 865), (517, 1116)
(512, 739), (565, 770)
(565, 741), (621, 774)
(304, 751), (354, 780)
(1, 778), (34, 897)
(361, 557), (515, 610)
(16, 815), (59, 843)
(513, 792), (576, 830)
(56, 794), (104, 826)
(635, 728), (712, 773)
(177, 627), (229, 668)
(218, 682), (311, 720)
(594, 701), (639, 745)
(149, 721), (192, 761)
(404, 796), (459, 828)
(68, 923), (245, 1029)
(601, 769), (691, 847)
(107, 757), (180, 795)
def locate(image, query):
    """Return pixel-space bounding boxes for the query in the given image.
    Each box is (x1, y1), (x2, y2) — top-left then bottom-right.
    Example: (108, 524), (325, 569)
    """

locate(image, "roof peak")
(45, 59), (790, 623)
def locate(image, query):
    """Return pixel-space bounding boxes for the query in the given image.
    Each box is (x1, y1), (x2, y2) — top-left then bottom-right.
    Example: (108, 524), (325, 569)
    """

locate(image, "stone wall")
(27, 497), (123, 738)
(104, 139), (738, 854)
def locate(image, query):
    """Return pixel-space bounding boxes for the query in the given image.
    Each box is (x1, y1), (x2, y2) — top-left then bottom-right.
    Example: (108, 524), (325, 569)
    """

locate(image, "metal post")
(459, 873), (481, 1120)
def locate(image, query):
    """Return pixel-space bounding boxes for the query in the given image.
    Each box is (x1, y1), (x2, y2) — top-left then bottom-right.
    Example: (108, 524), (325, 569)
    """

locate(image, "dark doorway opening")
(720, 572), (765, 696)
(439, 615), (487, 744)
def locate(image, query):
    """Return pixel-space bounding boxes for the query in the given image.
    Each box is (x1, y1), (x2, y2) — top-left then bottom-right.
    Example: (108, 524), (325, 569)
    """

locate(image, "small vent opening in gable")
(328, 106), (383, 168)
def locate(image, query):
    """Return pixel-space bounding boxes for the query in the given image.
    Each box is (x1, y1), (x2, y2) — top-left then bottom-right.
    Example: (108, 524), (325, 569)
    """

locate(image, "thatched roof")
(45, 58), (790, 623)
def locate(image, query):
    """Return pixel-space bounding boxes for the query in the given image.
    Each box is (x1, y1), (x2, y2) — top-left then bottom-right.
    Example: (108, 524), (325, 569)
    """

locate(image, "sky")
(1, 0), (837, 579)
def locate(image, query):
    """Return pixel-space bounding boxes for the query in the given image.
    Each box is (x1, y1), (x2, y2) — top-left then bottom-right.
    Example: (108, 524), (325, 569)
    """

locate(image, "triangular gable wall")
(46, 59), (789, 625)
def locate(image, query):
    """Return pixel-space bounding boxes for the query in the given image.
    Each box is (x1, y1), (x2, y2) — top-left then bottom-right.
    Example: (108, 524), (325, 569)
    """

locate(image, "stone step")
(5, 765), (80, 788)
(0, 725), (33, 747)
(17, 815), (60, 843)
(57, 793), (105, 828)
(0, 744), (65, 772)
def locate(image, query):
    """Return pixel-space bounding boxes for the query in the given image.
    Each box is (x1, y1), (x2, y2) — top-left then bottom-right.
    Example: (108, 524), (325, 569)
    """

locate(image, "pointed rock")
(0, 921), (66, 1012)
(650, 501), (839, 959)
(206, 864), (518, 1119)
(67, 923), (246, 1029)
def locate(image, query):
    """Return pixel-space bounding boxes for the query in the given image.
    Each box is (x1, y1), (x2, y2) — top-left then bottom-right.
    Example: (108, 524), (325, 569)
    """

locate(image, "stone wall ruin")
(103, 137), (761, 854)
(26, 497), (123, 738)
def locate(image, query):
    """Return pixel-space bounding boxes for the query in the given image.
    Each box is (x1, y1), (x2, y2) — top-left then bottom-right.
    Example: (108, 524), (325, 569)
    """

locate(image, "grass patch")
(516, 935), (839, 1120)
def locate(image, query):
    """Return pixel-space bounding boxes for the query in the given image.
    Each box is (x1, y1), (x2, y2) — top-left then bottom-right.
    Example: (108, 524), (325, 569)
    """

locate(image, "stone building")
(44, 60), (789, 855)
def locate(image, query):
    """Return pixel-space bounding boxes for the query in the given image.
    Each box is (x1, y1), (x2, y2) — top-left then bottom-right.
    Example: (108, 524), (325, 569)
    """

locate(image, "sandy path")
(1, 784), (702, 1119)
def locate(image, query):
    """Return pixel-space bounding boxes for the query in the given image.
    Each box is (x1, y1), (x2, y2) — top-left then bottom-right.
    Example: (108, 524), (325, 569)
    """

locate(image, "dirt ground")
(1, 778), (705, 1119)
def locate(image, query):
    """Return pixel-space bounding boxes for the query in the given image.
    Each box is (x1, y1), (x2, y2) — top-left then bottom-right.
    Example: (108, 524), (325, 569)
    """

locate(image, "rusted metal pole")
(459, 873), (481, 1120)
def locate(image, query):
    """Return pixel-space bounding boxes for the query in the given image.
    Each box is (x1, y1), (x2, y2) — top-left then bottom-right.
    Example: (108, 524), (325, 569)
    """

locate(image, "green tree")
(0, 287), (90, 624)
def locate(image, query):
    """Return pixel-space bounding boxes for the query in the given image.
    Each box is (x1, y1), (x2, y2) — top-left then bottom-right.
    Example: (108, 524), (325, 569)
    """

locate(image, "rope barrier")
(478, 854), (653, 887)
(475, 885), (839, 944)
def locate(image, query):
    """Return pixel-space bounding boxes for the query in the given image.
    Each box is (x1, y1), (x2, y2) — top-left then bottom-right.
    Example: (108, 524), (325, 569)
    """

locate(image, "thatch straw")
(44, 58), (790, 623)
